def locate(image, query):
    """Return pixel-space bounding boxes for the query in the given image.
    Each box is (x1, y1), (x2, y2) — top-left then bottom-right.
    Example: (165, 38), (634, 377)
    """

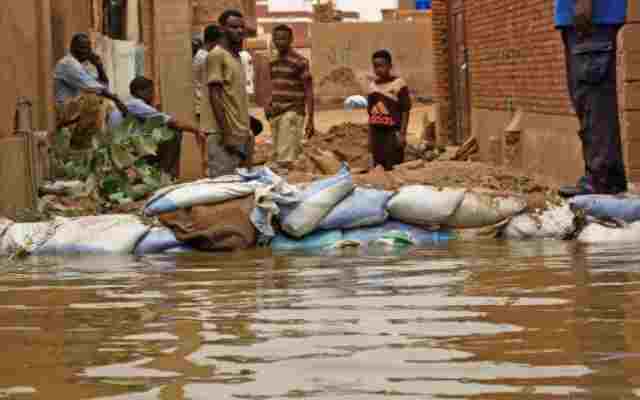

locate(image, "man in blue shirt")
(555, 0), (628, 197)
(110, 77), (207, 177)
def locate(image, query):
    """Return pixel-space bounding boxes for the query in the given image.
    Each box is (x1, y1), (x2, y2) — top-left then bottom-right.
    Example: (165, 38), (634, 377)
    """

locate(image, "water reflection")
(0, 242), (639, 399)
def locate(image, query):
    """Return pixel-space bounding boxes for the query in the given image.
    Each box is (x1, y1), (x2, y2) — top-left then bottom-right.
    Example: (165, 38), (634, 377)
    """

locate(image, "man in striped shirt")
(265, 24), (315, 172)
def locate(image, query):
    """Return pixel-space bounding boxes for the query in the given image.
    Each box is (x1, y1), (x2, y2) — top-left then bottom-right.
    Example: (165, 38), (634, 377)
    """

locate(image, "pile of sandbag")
(569, 195), (640, 243)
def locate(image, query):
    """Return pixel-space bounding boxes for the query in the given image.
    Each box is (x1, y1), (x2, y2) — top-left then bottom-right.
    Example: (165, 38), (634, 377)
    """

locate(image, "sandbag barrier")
(3, 167), (640, 257)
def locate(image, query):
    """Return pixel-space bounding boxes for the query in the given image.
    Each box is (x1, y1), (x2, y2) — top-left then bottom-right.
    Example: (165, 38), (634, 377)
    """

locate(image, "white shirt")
(239, 50), (255, 96)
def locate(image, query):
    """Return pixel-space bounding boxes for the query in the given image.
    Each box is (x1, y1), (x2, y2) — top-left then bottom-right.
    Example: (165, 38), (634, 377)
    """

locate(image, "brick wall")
(619, 7), (640, 182)
(431, 0), (451, 144)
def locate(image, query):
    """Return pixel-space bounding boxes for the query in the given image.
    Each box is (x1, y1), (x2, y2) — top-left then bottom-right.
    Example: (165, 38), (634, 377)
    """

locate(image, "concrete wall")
(0, 0), (54, 138)
(193, 0), (257, 32)
(311, 22), (433, 106)
(471, 108), (583, 186)
(51, 0), (93, 63)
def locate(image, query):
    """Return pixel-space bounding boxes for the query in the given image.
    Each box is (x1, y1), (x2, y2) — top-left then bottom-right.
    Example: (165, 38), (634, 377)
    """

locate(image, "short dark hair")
(130, 76), (153, 96)
(273, 24), (293, 37)
(218, 9), (244, 26)
(70, 33), (90, 48)
(204, 24), (222, 44)
(372, 49), (392, 64)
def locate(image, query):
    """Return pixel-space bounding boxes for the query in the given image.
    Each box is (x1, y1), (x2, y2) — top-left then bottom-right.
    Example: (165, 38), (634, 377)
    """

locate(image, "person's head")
(218, 9), (246, 46)
(272, 24), (293, 54)
(372, 49), (393, 79)
(70, 33), (92, 63)
(130, 76), (155, 104)
(192, 36), (204, 57)
(204, 24), (222, 50)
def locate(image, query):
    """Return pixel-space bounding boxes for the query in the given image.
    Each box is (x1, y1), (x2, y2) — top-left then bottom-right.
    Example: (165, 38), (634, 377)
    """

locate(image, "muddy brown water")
(1, 241), (640, 399)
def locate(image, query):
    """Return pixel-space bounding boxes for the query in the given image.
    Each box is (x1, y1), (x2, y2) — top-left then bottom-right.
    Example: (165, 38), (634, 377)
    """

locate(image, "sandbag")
(344, 95), (368, 110)
(317, 188), (393, 230)
(160, 196), (257, 251)
(4, 215), (150, 255)
(1, 222), (56, 255)
(570, 195), (640, 222)
(445, 191), (527, 228)
(134, 227), (191, 255)
(577, 221), (640, 244)
(502, 205), (576, 240)
(271, 230), (343, 252)
(144, 178), (254, 216)
(0, 218), (13, 240)
(387, 185), (466, 225)
(343, 221), (451, 247)
(280, 165), (354, 238)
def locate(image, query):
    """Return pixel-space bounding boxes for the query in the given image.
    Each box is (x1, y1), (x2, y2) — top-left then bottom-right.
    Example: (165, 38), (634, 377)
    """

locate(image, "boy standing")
(367, 50), (411, 171)
(266, 24), (315, 172)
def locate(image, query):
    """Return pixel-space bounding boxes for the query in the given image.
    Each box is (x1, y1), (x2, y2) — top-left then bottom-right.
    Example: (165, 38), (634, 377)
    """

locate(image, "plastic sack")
(387, 185), (466, 225)
(134, 227), (190, 255)
(343, 221), (451, 247)
(144, 178), (254, 216)
(271, 230), (343, 252)
(445, 191), (527, 228)
(317, 188), (393, 230)
(502, 204), (576, 240)
(160, 196), (257, 252)
(1, 215), (150, 255)
(280, 165), (354, 238)
(1, 222), (56, 255)
(344, 95), (368, 110)
(578, 221), (640, 244)
(0, 218), (13, 240)
(570, 195), (640, 222)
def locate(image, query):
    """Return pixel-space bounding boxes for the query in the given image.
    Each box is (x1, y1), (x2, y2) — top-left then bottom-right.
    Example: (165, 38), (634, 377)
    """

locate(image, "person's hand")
(575, 0), (593, 40)
(305, 119), (315, 139)
(88, 52), (103, 67)
(397, 132), (407, 149)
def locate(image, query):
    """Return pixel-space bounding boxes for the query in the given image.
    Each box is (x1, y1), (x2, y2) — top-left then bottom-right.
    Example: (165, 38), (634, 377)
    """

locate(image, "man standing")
(265, 24), (315, 173)
(109, 77), (206, 178)
(201, 10), (253, 178)
(54, 33), (126, 149)
(556, 0), (628, 197)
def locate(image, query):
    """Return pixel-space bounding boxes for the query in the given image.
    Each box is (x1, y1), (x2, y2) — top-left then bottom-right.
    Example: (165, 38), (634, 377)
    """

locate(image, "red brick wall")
(465, 0), (572, 115)
(431, 0), (451, 143)
(432, 0), (574, 144)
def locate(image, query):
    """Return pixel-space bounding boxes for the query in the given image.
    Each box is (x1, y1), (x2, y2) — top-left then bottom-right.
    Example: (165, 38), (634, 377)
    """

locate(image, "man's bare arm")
(208, 82), (232, 137)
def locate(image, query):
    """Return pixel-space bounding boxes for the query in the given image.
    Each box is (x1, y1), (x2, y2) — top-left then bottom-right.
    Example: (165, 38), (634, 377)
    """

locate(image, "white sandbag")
(344, 95), (368, 110)
(387, 185), (466, 225)
(281, 165), (354, 238)
(134, 227), (190, 255)
(144, 179), (255, 216)
(1, 222), (56, 255)
(577, 221), (640, 244)
(33, 215), (150, 255)
(0, 218), (13, 239)
(445, 191), (527, 228)
(502, 204), (575, 240)
(317, 188), (393, 230)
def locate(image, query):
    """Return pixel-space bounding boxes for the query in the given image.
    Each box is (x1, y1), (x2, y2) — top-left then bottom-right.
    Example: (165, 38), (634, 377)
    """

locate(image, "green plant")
(58, 115), (175, 206)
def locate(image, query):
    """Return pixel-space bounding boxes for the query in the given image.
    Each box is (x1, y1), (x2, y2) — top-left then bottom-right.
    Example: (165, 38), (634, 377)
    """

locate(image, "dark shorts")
(370, 126), (405, 171)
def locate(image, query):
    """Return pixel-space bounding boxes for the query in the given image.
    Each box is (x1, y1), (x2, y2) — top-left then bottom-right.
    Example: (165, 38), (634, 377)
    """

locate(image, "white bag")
(503, 204), (575, 240)
(281, 165), (354, 238)
(32, 215), (150, 255)
(144, 178), (255, 216)
(578, 221), (640, 244)
(1, 222), (56, 255)
(446, 191), (527, 228)
(387, 185), (466, 225)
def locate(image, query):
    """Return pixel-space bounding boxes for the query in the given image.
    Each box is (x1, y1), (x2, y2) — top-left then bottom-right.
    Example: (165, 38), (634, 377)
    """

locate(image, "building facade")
(432, 0), (640, 185)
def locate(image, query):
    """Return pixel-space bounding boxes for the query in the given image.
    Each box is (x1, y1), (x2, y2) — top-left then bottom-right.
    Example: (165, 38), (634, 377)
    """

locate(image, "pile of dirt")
(254, 123), (372, 172)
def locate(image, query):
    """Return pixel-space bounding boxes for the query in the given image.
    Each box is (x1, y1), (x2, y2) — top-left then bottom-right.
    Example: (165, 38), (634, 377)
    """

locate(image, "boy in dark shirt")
(367, 49), (411, 171)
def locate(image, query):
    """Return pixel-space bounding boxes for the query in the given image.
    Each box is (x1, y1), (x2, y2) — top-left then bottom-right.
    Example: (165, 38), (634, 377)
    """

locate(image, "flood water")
(1, 241), (640, 399)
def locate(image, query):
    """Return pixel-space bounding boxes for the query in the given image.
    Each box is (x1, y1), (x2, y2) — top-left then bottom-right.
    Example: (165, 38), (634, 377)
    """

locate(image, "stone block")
(629, 1), (640, 23)
(621, 112), (640, 142)
(623, 139), (640, 169)
(619, 51), (640, 82)
(619, 24), (640, 53)
(621, 82), (640, 110)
